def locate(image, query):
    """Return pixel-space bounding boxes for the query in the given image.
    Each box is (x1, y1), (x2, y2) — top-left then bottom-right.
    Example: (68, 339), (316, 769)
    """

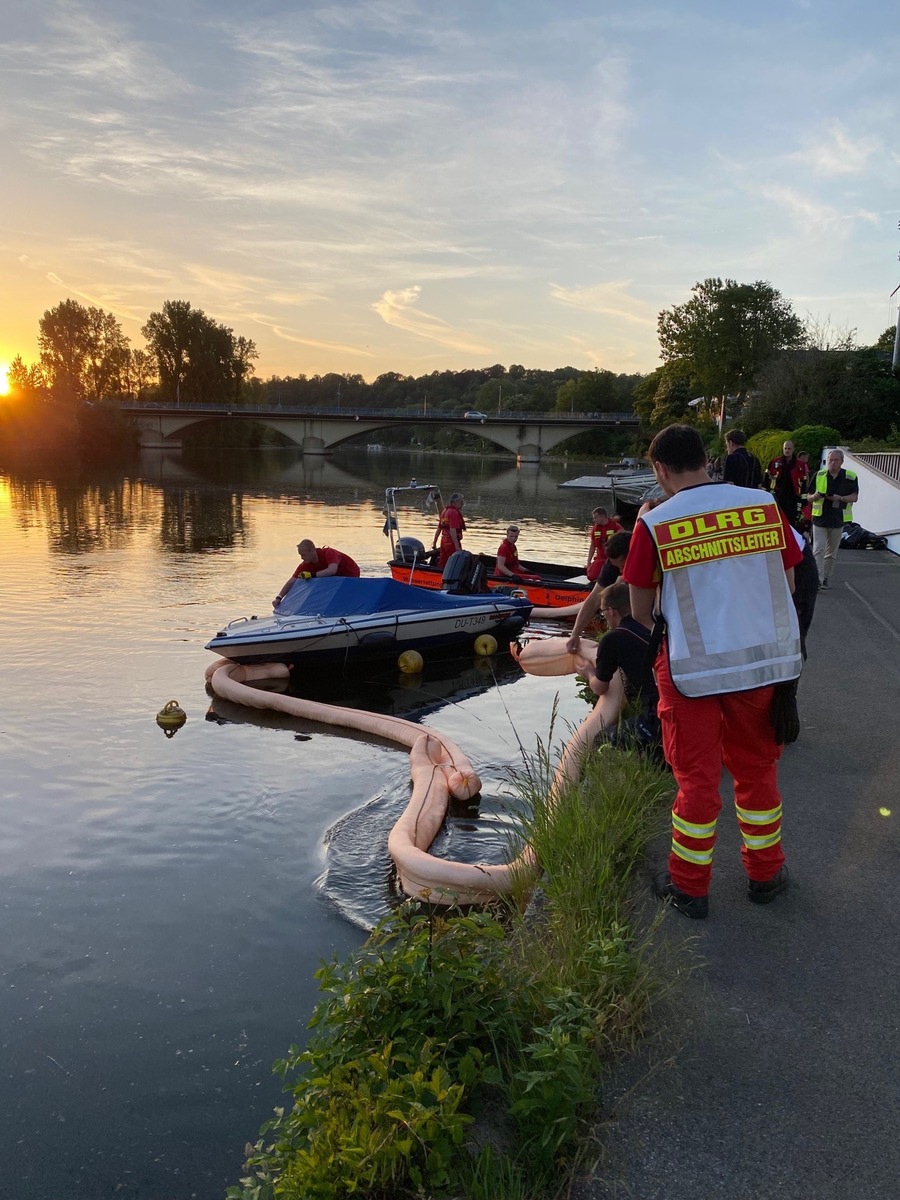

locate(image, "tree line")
(5, 283), (898, 450)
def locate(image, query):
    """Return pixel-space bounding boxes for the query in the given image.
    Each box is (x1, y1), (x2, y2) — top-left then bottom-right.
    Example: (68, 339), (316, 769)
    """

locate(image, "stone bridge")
(121, 402), (638, 464)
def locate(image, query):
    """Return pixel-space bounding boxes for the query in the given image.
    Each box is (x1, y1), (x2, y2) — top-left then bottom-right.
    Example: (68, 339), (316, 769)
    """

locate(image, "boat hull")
(388, 557), (593, 608)
(205, 577), (532, 665)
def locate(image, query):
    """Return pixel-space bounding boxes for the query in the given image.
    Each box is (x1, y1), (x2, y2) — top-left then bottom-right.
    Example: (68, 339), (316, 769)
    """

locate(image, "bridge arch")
(123, 404), (638, 463)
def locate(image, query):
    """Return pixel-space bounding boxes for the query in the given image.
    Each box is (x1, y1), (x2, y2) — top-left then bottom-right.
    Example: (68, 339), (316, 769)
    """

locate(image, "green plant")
(230, 744), (675, 1200)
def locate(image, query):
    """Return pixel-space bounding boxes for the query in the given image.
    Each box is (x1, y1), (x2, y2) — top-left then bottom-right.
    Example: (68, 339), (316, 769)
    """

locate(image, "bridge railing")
(119, 400), (637, 422)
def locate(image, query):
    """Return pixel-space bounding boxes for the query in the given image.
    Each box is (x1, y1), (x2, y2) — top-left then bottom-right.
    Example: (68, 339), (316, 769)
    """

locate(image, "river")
(0, 445), (609, 1199)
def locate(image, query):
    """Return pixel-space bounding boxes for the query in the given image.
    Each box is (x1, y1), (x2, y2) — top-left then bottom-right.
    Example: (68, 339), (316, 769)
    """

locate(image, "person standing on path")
(809, 449), (859, 590)
(722, 429), (763, 489)
(623, 425), (803, 919)
(766, 439), (805, 527)
(433, 493), (467, 568)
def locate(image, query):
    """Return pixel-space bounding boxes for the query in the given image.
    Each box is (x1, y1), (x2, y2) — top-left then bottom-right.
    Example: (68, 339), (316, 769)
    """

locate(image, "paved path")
(581, 549), (900, 1200)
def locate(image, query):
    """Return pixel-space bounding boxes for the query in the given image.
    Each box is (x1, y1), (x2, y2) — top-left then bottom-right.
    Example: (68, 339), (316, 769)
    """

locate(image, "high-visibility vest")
(811, 469), (857, 522)
(641, 483), (802, 698)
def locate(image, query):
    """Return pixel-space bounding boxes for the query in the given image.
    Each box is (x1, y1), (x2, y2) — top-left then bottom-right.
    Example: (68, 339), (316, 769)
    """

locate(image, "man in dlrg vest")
(809, 449), (858, 590)
(623, 425), (804, 919)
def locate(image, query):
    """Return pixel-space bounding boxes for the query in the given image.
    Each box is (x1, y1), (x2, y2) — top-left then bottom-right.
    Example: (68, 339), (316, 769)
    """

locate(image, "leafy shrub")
(229, 746), (673, 1200)
(790, 424), (843, 469)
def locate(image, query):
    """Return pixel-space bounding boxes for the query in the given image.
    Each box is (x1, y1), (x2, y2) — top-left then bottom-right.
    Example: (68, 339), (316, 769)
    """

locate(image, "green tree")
(142, 301), (257, 405)
(230, 336), (259, 405)
(658, 278), (805, 414)
(554, 369), (618, 414)
(6, 355), (47, 401)
(125, 348), (157, 399)
(750, 345), (900, 440)
(141, 300), (196, 402)
(38, 299), (130, 403)
(632, 362), (698, 429)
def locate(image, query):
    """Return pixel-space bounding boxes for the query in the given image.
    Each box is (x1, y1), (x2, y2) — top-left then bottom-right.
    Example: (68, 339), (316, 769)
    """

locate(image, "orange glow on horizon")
(0, 363), (10, 395)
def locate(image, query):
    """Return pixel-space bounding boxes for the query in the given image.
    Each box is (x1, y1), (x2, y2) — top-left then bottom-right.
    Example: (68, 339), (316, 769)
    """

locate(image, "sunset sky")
(1, 0), (898, 384)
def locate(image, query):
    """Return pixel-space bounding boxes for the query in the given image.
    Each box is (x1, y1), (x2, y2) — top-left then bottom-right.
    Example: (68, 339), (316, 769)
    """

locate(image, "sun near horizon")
(0, 364), (10, 396)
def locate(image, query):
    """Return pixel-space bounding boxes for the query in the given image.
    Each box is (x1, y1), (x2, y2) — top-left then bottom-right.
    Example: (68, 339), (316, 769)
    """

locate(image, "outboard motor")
(441, 550), (488, 595)
(395, 536), (425, 563)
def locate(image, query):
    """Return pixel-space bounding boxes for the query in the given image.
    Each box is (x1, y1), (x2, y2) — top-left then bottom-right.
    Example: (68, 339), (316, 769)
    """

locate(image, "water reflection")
(159, 489), (246, 553)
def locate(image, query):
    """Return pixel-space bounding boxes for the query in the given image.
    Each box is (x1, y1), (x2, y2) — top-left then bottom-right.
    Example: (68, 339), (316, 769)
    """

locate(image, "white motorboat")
(205, 576), (533, 666)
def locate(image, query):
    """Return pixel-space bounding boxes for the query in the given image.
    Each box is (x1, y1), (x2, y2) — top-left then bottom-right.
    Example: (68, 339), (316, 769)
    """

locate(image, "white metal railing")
(852, 452), (900, 484)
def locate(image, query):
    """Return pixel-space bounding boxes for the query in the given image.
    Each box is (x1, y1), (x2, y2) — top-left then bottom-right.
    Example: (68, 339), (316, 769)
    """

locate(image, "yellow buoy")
(398, 649), (424, 674)
(156, 699), (187, 738)
(474, 633), (498, 657)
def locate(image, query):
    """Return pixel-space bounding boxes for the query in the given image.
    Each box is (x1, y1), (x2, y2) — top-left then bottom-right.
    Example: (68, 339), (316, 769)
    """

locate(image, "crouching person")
(585, 580), (662, 761)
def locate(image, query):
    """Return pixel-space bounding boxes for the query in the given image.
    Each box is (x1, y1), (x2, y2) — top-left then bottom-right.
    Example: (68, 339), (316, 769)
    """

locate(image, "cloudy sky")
(1, 0), (897, 384)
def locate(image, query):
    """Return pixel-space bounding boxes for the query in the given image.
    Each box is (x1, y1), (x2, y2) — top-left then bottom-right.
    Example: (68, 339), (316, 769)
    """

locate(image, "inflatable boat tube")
(205, 658), (480, 802)
(389, 733), (537, 905)
(206, 659), (539, 904)
(509, 635), (599, 678)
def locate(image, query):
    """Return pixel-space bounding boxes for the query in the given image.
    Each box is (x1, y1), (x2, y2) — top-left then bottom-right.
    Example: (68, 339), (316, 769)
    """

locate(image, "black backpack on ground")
(841, 522), (887, 551)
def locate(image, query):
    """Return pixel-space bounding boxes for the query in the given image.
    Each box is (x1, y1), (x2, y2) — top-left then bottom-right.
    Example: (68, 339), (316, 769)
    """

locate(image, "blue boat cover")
(278, 576), (531, 617)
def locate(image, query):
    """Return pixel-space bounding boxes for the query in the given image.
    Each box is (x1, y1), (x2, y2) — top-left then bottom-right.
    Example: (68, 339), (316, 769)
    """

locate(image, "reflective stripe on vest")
(641, 484), (802, 698)
(811, 469), (856, 522)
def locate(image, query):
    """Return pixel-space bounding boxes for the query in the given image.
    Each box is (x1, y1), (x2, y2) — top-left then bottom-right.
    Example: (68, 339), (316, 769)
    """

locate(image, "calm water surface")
(0, 447), (605, 1199)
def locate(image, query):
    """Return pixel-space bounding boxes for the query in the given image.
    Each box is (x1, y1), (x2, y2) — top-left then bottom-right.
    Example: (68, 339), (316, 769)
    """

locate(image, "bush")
(746, 430), (791, 475)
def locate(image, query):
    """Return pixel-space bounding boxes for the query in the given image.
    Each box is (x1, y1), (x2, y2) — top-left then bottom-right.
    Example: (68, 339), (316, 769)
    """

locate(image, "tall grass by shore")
(228, 743), (673, 1200)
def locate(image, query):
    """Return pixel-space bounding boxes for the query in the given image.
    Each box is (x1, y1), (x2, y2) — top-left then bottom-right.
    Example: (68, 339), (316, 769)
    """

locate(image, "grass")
(228, 737), (674, 1200)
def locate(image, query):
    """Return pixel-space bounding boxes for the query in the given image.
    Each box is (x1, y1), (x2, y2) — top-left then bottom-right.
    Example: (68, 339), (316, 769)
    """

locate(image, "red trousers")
(656, 653), (786, 896)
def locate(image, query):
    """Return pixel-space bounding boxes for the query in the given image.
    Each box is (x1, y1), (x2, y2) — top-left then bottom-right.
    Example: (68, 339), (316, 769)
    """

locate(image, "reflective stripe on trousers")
(656, 652), (786, 896)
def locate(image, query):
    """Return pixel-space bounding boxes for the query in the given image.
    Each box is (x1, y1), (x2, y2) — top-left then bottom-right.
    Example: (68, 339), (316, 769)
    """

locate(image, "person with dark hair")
(581, 580), (661, 759)
(594, 529), (631, 587)
(565, 531), (633, 647)
(623, 424), (803, 919)
(433, 493), (466, 568)
(273, 540), (360, 607)
(723, 429), (763, 489)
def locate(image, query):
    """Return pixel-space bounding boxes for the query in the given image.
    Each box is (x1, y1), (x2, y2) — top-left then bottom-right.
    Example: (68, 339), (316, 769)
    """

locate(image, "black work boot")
(748, 866), (790, 905)
(652, 871), (709, 920)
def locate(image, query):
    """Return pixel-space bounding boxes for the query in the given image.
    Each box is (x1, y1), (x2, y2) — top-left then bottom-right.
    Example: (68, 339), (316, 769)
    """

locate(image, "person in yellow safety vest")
(808, 449), (858, 590)
(624, 424), (803, 919)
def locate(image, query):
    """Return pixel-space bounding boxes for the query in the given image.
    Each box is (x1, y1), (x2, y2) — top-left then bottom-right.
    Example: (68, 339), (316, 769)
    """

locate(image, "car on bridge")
(463, 410), (488, 422)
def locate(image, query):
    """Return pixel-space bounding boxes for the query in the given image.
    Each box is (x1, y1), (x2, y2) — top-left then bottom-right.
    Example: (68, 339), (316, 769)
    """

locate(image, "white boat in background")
(557, 465), (660, 516)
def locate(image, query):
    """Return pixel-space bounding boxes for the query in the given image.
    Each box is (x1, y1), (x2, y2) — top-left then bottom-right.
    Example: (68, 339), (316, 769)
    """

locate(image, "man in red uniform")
(623, 425), (803, 919)
(585, 507), (624, 581)
(765, 439), (805, 527)
(434, 493), (466, 569)
(493, 525), (540, 582)
(273, 539), (360, 607)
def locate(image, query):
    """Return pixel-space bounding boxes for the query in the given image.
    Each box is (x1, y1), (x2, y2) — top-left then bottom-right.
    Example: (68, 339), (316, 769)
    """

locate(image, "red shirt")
(293, 547), (360, 578)
(587, 518), (624, 565)
(440, 506), (466, 547)
(623, 497), (803, 590)
(496, 537), (521, 573)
